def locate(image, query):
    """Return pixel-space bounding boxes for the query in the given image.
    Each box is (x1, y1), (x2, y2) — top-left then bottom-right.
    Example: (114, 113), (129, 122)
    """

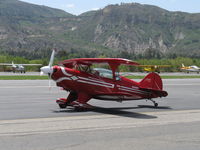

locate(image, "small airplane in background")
(40, 50), (168, 111)
(180, 64), (200, 74)
(138, 65), (171, 73)
(0, 61), (42, 73)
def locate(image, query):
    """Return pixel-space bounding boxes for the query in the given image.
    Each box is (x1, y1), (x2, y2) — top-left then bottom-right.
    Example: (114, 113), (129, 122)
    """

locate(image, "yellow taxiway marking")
(0, 109), (200, 136)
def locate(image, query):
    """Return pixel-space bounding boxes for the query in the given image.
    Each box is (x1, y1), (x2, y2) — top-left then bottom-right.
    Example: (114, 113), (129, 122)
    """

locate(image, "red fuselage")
(51, 66), (159, 101)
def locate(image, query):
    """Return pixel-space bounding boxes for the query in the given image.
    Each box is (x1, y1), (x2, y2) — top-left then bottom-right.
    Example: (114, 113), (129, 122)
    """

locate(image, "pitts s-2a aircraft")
(40, 50), (168, 110)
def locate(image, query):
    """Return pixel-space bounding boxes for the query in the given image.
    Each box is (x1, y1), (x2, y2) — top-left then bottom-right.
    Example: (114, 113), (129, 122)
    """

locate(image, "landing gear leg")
(71, 92), (92, 111)
(56, 98), (67, 109)
(149, 99), (158, 107)
(56, 91), (78, 109)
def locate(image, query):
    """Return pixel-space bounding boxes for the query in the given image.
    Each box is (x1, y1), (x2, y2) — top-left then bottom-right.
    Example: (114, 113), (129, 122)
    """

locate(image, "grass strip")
(0, 75), (48, 80)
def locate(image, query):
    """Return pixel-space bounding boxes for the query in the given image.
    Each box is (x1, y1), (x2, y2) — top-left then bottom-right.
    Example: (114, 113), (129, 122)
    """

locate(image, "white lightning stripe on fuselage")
(55, 77), (114, 88)
(77, 80), (114, 88)
(59, 66), (114, 87)
(117, 85), (139, 90)
(118, 85), (140, 91)
(60, 67), (72, 76)
(78, 76), (114, 87)
(118, 85), (149, 94)
(118, 88), (148, 95)
(55, 77), (72, 83)
(56, 67), (114, 88)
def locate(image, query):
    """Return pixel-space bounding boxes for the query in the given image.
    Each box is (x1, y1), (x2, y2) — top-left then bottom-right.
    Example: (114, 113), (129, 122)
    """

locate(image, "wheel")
(154, 103), (158, 107)
(59, 104), (67, 109)
(74, 106), (88, 112)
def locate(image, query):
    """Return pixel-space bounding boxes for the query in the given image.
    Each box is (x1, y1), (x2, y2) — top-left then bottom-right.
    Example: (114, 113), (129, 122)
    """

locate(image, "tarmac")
(0, 78), (200, 150)
(0, 71), (200, 76)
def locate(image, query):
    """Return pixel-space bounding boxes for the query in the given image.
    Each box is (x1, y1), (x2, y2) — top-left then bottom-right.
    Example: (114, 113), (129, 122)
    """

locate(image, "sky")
(20, 0), (200, 15)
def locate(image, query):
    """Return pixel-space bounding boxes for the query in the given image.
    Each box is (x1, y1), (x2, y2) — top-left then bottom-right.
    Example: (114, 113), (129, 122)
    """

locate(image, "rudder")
(140, 72), (163, 90)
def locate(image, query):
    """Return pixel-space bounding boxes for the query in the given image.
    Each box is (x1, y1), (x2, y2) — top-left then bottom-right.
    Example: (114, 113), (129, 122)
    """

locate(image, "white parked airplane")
(0, 61), (42, 73)
(180, 64), (200, 74)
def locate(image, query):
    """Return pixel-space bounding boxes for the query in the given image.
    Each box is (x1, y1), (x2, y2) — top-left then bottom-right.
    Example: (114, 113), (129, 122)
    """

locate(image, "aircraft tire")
(59, 104), (67, 109)
(154, 103), (158, 107)
(74, 106), (88, 112)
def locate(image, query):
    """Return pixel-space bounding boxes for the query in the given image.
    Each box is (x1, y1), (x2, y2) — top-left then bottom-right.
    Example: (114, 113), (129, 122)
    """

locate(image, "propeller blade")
(48, 49), (55, 67)
(48, 76), (51, 90)
(39, 49), (56, 89)
(40, 49), (56, 75)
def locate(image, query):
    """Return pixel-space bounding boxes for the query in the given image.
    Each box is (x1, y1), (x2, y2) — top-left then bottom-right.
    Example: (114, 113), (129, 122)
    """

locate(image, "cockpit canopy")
(93, 68), (120, 80)
(59, 58), (139, 80)
(72, 65), (120, 80)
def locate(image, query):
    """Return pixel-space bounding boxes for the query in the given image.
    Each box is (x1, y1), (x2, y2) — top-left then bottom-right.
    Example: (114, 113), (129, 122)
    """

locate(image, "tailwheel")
(154, 102), (158, 107)
(149, 99), (158, 108)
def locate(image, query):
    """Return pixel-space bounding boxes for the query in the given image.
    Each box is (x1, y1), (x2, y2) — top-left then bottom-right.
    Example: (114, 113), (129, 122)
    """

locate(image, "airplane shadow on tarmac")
(52, 105), (172, 119)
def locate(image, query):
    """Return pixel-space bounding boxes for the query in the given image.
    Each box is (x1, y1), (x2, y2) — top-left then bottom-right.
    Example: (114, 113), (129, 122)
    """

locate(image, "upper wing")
(0, 63), (41, 66)
(59, 58), (139, 68)
(139, 65), (171, 68)
(20, 64), (42, 66)
(0, 63), (12, 66)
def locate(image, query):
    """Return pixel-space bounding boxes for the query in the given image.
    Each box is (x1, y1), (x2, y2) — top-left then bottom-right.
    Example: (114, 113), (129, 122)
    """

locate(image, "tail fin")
(182, 64), (185, 67)
(140, 72), (168, 97)
(140, 72), (163, 90)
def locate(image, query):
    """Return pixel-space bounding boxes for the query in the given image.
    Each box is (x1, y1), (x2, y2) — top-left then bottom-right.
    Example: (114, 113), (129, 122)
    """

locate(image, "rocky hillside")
(1, 0), (200, 59)
(0, 0), (75, 58)
(74, 3), (200, 58)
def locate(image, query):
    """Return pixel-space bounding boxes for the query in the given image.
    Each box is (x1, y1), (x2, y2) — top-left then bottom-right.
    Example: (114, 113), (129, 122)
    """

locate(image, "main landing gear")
(56, 91), (78, 109)
(56, 98), (68, 109)
(56, 91), (92, 111)
(56, 98), (93, 111)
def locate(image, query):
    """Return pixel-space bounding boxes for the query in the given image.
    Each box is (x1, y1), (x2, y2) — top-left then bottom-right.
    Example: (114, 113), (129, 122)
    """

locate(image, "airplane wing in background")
(0, 63), (13, 66)
(138, 65), (171, 72)
(20, 64), (42, 66)
(139, 65), (171, 68)
(0, 63), (42, 66)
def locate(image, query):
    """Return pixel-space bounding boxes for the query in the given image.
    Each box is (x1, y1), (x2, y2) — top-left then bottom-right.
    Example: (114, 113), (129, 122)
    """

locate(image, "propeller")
(40, 49), (55, 75)
(40, 49), (56, 89)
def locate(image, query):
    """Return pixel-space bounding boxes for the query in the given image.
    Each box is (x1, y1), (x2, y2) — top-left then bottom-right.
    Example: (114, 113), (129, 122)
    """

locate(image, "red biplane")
(40, 50), (168, 110)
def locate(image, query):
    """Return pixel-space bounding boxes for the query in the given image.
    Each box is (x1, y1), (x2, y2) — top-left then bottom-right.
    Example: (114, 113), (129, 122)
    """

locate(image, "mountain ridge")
(1, 1), (200, 59)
